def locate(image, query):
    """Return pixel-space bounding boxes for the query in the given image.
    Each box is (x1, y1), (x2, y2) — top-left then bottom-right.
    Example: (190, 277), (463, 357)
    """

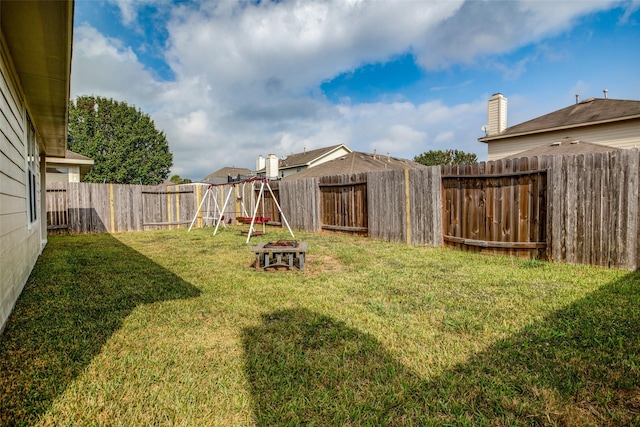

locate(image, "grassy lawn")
(1, 226), (639, 426)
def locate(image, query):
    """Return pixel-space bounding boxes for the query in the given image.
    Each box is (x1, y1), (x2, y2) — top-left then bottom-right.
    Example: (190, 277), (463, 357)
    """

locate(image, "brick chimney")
(487, 93), (507, 136)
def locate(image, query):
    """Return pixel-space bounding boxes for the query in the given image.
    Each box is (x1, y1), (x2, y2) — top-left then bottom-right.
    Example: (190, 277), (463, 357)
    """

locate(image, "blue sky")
(71, 0), (640, 180)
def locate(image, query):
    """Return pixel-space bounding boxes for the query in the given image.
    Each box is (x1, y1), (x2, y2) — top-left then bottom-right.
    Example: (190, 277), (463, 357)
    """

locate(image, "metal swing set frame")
(188, 178), (294, 243)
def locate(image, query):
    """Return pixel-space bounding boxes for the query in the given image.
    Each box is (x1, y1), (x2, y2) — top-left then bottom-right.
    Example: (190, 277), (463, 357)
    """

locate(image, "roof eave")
(478, 114), (640, 143)
(1, 1), (74, 157)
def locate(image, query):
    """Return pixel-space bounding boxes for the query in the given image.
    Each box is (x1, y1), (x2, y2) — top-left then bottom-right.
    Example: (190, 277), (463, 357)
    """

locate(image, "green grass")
(1, 226), (638, 426)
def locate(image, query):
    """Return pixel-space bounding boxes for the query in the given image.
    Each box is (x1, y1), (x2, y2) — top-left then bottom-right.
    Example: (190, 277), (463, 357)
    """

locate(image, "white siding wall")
(0, 36), (43, 331)
(487, 120), (640, 160)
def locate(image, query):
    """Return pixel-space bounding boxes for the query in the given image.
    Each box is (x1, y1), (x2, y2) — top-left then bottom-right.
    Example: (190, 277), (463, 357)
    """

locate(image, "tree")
(67, 96), (173, 184)
(413, 149), (478, 166)
(169, 174), (192, 184)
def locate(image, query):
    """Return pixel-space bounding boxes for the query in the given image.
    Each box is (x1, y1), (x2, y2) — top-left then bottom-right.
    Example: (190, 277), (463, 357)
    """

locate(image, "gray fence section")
(278, 177), (321, 232)
(548, 149), (640, 269)
(47, 182), (198, 233)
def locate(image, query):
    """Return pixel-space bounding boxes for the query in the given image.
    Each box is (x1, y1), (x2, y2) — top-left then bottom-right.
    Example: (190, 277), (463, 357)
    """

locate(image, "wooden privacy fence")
(46, 149), (640, 269)
(278, 168), (443, 246)
(46, 182), (200, 233)
(45, 180), (281, 234)
(276, 149), (639, 270)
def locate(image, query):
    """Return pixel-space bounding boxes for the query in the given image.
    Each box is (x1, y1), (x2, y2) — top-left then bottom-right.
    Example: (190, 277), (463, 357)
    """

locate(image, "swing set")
(188, 178), (294, 243)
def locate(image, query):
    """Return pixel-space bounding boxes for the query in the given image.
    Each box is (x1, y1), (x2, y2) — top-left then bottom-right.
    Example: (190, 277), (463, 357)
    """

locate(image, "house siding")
(0, 34), (43, 331)
(487, 120), (640, 160)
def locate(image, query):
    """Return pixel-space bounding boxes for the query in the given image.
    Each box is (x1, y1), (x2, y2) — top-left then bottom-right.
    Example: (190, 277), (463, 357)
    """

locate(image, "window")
(26, 116), (38, 224)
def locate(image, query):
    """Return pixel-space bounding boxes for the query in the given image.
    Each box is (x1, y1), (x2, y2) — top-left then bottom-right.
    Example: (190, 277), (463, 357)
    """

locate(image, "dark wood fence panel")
(442, 158), (548, 259)
(319, 173), (368, 233)
(279, 177), (320, 232)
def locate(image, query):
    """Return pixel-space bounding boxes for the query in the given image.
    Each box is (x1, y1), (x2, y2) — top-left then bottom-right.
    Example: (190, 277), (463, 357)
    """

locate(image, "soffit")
(1, 1), (73, 157)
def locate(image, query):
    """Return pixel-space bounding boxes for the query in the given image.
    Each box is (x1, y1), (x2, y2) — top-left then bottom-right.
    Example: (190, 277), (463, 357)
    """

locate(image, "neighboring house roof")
(46, 149), (95, 179)
(281, 151), (426, 181)
(501, 137), (620, 160)
(1, 1), (73, 157)
(480, 98), (640, 142)
(257, 144), (352, 174)
(202, 167), (253, 183)
(280, 144), (351, 169)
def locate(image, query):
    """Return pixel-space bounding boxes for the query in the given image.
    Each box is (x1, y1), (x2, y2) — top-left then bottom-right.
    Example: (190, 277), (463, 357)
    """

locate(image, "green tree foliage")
(169, 175), (192, 184)
(413, 149), (478, 166)
(68, 96), (173, 184)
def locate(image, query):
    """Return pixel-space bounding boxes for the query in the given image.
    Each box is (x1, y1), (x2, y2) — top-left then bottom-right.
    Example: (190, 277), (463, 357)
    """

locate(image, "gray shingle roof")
(64, 150), (94, 161)
(499, 98), (640, 137)
(502, 137), (620, 159)
(278, 144), (350, 168)
(281, 152), (426, 181)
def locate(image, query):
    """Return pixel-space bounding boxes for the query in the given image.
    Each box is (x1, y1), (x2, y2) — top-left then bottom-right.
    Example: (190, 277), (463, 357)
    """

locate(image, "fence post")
(404, 169), (411, 245)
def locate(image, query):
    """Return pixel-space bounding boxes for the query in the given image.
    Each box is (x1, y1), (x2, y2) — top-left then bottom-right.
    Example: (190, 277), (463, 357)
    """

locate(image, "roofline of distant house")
(255, 144), (352, 173)
(283, 145), (352, 169)
(478, 113), (640, 144)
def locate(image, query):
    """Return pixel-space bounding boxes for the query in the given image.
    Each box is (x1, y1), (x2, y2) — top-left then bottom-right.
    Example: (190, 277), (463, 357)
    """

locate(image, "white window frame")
(26, 115), (38, 226)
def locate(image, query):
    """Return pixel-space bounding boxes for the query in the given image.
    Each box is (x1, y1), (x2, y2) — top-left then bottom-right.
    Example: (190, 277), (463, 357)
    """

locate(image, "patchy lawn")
(1, 227), (638, 426)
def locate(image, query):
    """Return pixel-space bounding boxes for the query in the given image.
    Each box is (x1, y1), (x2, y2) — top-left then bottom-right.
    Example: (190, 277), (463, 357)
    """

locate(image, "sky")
(70, 0), (640, 181)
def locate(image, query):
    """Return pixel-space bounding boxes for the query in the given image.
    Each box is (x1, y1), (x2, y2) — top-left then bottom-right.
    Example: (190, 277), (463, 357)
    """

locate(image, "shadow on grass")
(0, 233), (200, 426)
(243, 272), (640, 426)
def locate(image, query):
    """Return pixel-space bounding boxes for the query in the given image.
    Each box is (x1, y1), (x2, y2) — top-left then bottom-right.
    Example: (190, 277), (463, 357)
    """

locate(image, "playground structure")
(188, 178), (294, 243)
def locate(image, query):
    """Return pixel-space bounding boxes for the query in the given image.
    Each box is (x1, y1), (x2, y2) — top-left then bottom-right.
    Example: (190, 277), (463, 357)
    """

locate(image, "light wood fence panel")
(46, 182), (68, 232)
(409, 167), (443, 246)
(279, 178), (320, 232)
(548, 149), (639, 269)
(367, 170), (406, 242)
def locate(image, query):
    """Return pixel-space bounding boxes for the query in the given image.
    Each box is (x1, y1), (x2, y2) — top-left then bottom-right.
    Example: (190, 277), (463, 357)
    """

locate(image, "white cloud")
(71, 24), (167, 108)
(413, 0), (618, 70)
(71, 0), (627, 180)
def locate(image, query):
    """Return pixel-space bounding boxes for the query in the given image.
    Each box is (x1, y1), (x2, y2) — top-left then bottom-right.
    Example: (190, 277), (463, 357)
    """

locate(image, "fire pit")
(252, 241), (308, 271)
(264, 240), (299, 248)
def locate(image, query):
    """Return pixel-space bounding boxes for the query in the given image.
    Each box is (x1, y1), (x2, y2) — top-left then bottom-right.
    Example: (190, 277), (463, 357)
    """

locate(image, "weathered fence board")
(408, 167), (442, 246)
(46, 182), (68, 232)
(547, 149), (640, 269)
(368, 170), (405, 242)
(279, 177), (320, 232)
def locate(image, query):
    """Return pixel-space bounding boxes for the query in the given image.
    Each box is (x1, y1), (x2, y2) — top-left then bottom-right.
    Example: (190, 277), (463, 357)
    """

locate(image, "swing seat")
(237, 216), (270, 224)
